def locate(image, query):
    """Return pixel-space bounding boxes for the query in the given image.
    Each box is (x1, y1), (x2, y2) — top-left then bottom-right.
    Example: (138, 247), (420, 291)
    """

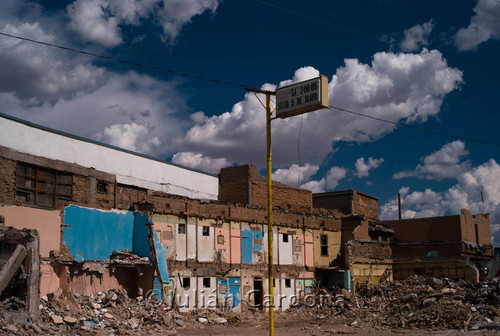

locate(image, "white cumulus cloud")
(394, 141), (471, 180)
(171, 152), (232, 174)
(455, 0), (500, 51)
(0, 22), (108, 105)
(4, 71), (191, 157)
(381, 159), (500, 244)
(96, 122), (161, 154)
(354, 157), (384, 178)
(400, 20), (435, 52)
(300, 166), (347, 193)
(67, 0), (220, 47)
(272, 164), (320, 187)
(176, 51), (463, 170)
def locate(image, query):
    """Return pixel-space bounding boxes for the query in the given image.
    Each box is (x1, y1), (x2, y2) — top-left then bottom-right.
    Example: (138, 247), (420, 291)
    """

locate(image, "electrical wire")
(477, 5), (500, 19)
(328, 105), (500, 147)
(254, 0), (378, 42)
(1, 30), (499, 148)
(253, 0), (448, 62)
(0, 31), (252, 90)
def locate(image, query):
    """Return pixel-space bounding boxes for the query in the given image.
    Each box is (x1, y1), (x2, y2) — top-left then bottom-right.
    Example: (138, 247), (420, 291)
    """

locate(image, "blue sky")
(1, 0), (500, 242)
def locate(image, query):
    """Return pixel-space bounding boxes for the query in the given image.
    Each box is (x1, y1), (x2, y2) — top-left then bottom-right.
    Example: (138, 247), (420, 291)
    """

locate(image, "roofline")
(0, 112), (218, 178)
(312, 189), (378, 200)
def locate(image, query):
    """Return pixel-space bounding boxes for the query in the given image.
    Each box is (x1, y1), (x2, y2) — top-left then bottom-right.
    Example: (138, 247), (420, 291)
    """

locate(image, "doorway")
(253, 279), (263, 309)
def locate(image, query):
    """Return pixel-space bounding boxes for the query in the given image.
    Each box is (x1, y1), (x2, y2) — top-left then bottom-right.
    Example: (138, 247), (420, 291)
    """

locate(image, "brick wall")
(348, 241), (392, 260)
(352, 192), (379, 220)
(312, 190), (379, 220)
(460, 209), (492, 245)
(251, 182), (311, 212)
(219, 165), (312, 212)
(382, 215), (462, 242)
(0, 157), (16, 204)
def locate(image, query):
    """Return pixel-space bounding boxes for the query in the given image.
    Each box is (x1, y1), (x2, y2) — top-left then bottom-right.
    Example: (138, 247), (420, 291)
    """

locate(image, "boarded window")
(217, 234), (225, 244)
(202, 226), (210, 236)
(320, 234), (328, 257)
(15, 162), (72, 209)
(178, 223), (186, 234)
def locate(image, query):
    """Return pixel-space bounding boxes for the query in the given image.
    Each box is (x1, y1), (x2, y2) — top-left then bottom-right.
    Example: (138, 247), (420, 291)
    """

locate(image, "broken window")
(217, 234), (225, 244)
(182, 277), (190, 288)
(178, 223), (186, 234)
(15, 162), (72, 209)
(320, 234), (328, 256)
(282, 234), (289, 243)
(285, 279), (291, 288)
(203, 277), (211, 288)
(202, 226), (210, 236)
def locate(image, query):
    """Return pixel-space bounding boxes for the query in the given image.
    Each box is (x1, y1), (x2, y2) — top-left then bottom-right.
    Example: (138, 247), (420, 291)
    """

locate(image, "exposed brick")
(0, 157), (16, 204)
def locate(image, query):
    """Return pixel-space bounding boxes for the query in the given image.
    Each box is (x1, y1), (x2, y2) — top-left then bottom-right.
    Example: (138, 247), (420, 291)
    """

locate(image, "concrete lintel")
(0, 244), (27, 296)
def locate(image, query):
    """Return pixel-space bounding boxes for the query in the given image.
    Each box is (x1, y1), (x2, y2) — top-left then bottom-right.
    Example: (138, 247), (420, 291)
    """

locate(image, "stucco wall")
(0, 205), (60, 258)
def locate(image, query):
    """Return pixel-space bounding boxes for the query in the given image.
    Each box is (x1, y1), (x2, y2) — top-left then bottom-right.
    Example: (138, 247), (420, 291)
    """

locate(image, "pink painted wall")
(0, 205), (60, 258)
(69, 267), (153, 297)
(40, 263), (67, 297)
(230, 225), (241, 264)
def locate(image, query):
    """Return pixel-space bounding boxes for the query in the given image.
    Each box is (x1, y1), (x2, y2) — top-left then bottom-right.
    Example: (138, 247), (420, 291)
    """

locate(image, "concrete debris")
(2, 275), (500, 334)
(289, 275), (500, 331)
(110, 249), (150, 264)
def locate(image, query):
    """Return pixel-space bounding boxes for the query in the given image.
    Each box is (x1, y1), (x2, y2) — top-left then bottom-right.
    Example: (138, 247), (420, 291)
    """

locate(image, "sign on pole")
(275, 75), (328, 119)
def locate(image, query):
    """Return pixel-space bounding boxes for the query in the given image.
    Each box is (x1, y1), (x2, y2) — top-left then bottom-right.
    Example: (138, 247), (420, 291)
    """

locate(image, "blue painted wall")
(63, 205), (152, 261)
(133, 212), (152, 258)
(241, 226), (253, 264)
(64, 205), (134, 260)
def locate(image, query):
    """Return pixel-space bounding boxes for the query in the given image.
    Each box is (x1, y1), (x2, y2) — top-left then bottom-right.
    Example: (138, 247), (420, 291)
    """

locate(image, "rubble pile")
(2, 275), (500, 334)
(292, 275), (500, 330)
(354, 275), (500, 330)
(1, 288), (247, 335)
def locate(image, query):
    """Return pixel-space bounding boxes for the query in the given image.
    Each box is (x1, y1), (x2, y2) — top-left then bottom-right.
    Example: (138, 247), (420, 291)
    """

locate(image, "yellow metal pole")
(266, 92), (275, 336)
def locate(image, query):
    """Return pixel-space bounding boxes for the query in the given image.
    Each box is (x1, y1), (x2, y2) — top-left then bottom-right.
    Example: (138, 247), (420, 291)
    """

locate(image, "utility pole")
(247, 75), (327, 336)
(247, 87), (276, 336)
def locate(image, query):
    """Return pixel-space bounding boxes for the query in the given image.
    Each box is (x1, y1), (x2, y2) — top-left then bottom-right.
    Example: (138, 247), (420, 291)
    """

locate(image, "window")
(178, 223), (186, 234)
(15, 162), (72, 209)
(182, 277), (191, 288)
(285, 279), (291, 288)
(202, 226), (210, 236)
(282, 234), (289, 243)
(203, 277), (211, 288)
(320, 234), (328, 256)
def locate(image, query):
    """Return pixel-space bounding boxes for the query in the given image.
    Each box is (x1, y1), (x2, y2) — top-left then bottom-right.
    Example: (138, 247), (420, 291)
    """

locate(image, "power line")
(477, 5), (500, 19)
(328, 105), (500, 147)
(0, 31), (252, 90)
(253, 0), (445, 61)
(254, 0), (379, 43)
(1, 29), (499, 148)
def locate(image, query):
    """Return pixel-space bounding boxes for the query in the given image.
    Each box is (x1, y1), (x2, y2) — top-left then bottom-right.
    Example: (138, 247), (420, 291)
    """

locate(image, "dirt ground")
(179, 314), (500, 336)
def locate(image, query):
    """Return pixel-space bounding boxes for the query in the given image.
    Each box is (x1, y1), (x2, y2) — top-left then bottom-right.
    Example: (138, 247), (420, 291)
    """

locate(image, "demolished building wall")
(380, 209), (493, 282)
(219, 165), (312, 212)
(0, 226), (40, 321)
